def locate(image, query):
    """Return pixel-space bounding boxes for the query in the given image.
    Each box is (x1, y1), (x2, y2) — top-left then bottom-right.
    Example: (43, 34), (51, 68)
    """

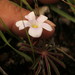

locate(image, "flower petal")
(28, 27), (43, 38)
(37, 15), (48, 23)
(16, 20), (30, 30)
(41, 23), (53, 31)
(19, 26), (24, 30)
(25, 11), (35, 21)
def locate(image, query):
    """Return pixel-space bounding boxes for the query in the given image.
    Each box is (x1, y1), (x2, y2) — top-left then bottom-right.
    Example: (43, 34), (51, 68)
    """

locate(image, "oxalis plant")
(0, 0), (75, 75)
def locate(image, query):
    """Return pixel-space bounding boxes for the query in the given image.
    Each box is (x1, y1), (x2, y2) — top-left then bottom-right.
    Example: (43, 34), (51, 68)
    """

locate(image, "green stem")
(25, 30), (35, 62)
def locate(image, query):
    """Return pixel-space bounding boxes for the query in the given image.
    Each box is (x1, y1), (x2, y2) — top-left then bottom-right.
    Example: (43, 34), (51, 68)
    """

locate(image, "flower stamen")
(32, 25), (38, 28)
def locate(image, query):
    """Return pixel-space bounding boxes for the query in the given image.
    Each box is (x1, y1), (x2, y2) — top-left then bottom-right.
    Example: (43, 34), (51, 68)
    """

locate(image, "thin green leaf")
(21, 0), (33, 10)
(56, 47), (75, 62)
(0, 18), (20, 40)
(35, 60), (41, 75)
(45, 56), (51, 75)
(10, 1), (20, 7)
(49, 52), (64, 58)
(42, 66), (46, 75)
(48, 57), (60, 75)
(50, 5), (75, 23)
(32, 57), (41, 69)
(0, 31), (32, 62)
(41, 59), (46, 75)
(67, 0), (75, 15)
(0, 38), (12, 49)
(48, 54), (66, 68)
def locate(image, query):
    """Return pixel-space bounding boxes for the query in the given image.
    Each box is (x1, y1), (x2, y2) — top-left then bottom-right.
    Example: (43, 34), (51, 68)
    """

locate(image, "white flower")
(16, 11), (53, 38)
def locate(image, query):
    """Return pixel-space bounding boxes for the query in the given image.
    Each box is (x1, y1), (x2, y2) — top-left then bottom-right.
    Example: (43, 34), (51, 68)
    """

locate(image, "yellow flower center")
(32, 25), (38, 28)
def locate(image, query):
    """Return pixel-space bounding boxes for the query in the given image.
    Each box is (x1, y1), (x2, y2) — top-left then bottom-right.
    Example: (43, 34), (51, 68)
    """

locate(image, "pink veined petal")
(41, 23), (53, 31)
(25, 11), (36, 21)
(37, 15), (48, 23)
(16, 20), (30, 30)
(28, 27), (43, 38)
